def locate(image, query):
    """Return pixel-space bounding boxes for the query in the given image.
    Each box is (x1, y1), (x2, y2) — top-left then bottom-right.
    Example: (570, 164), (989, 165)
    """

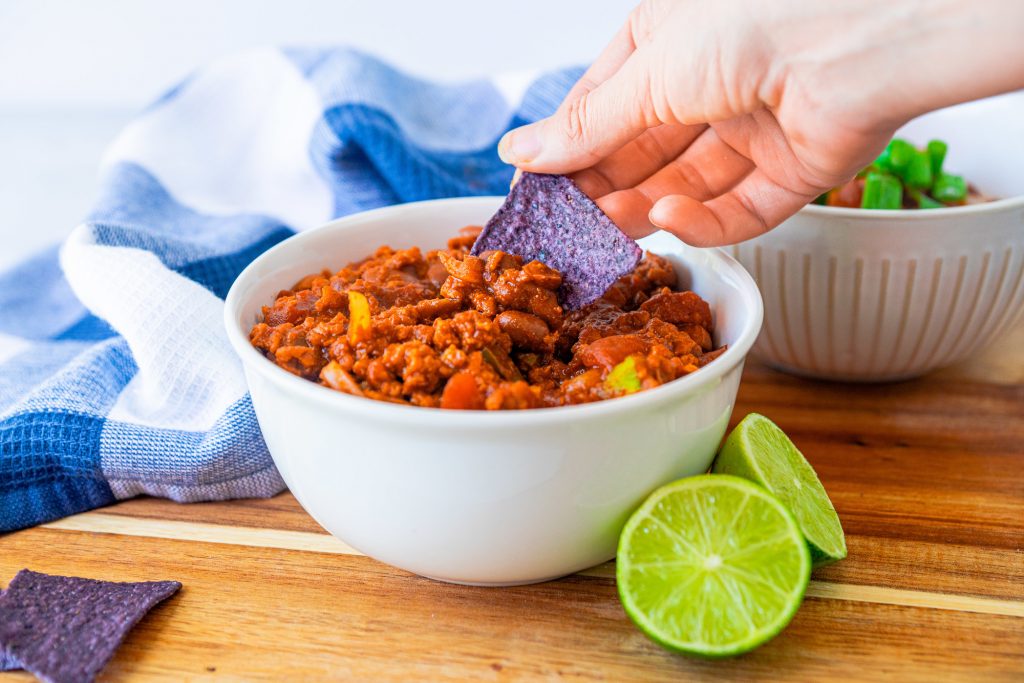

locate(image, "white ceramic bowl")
(731, 94), (1024, 382)
(225, 196), (763, 585)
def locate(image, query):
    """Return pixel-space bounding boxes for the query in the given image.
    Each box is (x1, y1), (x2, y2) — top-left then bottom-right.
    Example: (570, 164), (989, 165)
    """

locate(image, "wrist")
(774, 0), (1024, 132)
(887, 0), (1024, 119)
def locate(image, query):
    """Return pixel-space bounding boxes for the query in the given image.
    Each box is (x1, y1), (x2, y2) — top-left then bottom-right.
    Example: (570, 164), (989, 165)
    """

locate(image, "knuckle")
(575, 75), (600, 96)
(671, 160), (713, 199)
(560, 96), (592, 147)
(633, 129), (671, 167)
(629, 0), (659, 44)
(734, 191), (770, 235)
(693, 212), (730, 248)
(573, 167), (615, 198)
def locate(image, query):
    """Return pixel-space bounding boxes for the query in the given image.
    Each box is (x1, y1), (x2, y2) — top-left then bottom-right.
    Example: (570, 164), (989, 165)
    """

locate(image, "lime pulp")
(713, 413), (847, 567)
(616, 475), (811, 658)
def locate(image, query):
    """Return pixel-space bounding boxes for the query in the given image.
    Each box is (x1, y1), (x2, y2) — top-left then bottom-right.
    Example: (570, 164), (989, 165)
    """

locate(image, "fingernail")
(648, 207), (667, 231)
(498, 125), (542, 164)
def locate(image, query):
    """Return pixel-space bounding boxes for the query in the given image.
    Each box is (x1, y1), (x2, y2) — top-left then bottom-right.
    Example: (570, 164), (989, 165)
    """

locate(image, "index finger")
(650, 170), (817, 246)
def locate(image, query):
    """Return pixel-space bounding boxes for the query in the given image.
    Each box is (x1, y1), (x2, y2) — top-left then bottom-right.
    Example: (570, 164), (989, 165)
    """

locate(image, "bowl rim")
(224, 196), (764, 428)
(799, 193), (1024, 221)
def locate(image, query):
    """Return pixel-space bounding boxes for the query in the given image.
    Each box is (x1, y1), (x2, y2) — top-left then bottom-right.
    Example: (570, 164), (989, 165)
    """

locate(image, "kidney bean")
(496, 310), (550, 352)
(639, 291), (712, 328)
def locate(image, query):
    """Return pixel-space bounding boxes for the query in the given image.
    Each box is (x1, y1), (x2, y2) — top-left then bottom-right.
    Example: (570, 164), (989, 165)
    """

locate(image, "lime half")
(617, 475), (811, 658)
(713, 413), (847, 566)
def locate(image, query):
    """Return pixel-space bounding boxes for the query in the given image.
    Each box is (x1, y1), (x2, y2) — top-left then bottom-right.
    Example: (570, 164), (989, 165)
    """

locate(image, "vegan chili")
(249, 228), (724, 410)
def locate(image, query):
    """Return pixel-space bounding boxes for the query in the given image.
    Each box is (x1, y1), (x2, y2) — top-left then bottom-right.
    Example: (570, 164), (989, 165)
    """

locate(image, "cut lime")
(617, 475), (811, 658)
(713, 413), (847, 567)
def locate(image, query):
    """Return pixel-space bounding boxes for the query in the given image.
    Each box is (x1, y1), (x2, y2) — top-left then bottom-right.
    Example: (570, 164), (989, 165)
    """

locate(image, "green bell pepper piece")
(606, 356), (642, 394)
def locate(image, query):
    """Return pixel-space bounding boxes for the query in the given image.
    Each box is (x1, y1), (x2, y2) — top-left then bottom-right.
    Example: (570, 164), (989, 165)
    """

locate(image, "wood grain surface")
(3, 321), (1023, 682)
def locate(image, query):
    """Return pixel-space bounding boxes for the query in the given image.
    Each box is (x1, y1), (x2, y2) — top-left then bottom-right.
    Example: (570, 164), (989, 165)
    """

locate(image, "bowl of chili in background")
(224, 196), (763, 585)
(730, 93), (1024, 382)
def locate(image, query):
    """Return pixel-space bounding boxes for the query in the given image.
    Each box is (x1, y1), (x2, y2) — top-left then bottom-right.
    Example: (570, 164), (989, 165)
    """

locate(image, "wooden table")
(5, 323), (1023, 682)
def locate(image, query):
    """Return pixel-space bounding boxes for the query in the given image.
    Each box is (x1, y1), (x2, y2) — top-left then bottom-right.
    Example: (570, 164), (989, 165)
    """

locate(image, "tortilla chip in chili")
(472, 172), (642, 310)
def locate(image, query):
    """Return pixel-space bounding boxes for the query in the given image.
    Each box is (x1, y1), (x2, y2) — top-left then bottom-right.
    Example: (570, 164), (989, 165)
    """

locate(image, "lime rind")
(617, 475), (811, 658)
(714, 413), (847, 566)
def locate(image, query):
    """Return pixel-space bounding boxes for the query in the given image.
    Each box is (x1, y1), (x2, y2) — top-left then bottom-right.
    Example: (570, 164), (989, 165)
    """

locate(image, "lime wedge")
(713, 413), (847, 567)
(617, 475), (811, 658)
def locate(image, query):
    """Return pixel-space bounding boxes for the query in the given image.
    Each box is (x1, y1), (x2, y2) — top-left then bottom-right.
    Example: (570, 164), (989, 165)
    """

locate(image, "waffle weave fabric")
(0, 47), (579, 531)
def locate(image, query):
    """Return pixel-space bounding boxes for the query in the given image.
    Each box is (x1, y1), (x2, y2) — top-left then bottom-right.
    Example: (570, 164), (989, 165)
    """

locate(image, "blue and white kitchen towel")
(0, 47), (580, 531)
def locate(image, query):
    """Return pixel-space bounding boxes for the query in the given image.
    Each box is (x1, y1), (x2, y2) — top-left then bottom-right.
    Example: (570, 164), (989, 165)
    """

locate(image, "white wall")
(0, 0), (635, 268)
(0, 0), (634, 107)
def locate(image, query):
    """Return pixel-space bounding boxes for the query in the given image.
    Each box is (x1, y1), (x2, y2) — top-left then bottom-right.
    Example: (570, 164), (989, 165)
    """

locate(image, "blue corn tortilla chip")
(0, 652), (18, 672)
(0, 589), (19, 672)
(472, 172), (642, 310)
(0, 570), (181, 683)
(0, 594), (18, 672)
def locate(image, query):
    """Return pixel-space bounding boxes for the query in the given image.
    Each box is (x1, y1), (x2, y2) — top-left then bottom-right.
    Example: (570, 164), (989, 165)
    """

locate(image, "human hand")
(498, 0), (1024, 246)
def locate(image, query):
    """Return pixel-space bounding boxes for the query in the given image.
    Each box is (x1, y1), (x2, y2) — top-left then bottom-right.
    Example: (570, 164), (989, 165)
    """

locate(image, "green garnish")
(900, 150), (933, 190)
(606, 356), (642, 393)
(821, 138), (982, 210)
(932, 172), (967, 202)
(872, 147), (891, 173)
(908, 189), (944, 209)
(861, 172), (903, 210)
(926, 139), (947, 177)
(886, 139), (916, 172)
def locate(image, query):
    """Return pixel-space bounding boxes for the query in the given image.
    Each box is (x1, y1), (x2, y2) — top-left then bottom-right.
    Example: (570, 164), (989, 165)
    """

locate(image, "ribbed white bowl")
(731, 93), (1024, 382)
(731, 206), (1024, 381)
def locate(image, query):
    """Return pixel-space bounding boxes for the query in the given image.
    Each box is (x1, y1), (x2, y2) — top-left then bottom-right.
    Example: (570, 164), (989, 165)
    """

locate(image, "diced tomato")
(578, 335), (649, 371)
(440, 372), (484, 410)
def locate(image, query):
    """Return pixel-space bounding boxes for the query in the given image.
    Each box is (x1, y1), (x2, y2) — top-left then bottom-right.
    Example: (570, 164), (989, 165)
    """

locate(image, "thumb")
(498, 52), (656, 174)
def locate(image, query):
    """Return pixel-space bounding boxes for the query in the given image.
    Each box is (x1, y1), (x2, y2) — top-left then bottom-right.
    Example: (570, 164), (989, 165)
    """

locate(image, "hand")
(498, 0), (1024, 246)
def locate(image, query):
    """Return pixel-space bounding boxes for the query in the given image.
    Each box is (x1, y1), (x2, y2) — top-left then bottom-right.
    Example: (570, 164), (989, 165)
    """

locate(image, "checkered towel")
(0, 47), (579, 531)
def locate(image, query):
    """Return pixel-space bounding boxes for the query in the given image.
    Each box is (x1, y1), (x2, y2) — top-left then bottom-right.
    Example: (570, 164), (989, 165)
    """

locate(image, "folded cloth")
(0, 47), (580, 531)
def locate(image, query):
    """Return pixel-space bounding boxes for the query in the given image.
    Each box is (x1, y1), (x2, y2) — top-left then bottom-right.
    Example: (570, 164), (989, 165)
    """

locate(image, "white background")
(0, 0), (635, 270)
